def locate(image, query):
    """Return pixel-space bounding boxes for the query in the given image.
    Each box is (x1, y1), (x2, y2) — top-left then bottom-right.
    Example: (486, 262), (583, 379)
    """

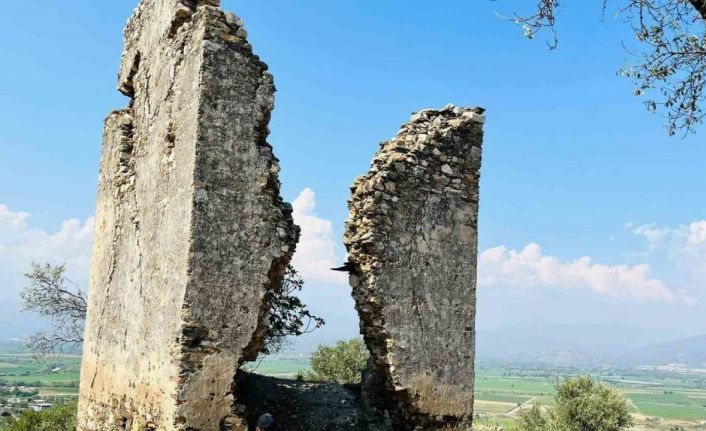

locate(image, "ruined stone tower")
(344, 105), (484, 429)
(77, 1), (299, 430)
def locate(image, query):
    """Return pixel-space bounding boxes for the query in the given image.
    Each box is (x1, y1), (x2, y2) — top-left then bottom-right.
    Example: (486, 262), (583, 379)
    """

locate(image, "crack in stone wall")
(77, 1), (298, 430)
(344, 105), (485, 430)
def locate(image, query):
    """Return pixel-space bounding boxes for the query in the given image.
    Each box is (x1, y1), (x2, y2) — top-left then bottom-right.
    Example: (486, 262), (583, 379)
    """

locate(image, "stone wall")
(77, 1), (299, 430)
(344, 105), (485, 429)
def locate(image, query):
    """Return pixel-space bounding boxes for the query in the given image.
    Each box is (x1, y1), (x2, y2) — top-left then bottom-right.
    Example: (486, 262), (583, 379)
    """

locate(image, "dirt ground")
(630, 414), (706, 431)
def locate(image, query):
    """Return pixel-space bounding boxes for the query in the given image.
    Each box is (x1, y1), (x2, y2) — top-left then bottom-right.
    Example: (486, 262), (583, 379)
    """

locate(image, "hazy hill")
(476, 325), (706, 367)
(617, 335), (706, 367)
(476, 324), (678, 365)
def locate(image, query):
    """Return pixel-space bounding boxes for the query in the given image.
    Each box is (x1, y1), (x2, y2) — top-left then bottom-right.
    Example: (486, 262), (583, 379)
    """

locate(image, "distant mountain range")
(3, 321), (705, 368)
(476, 326), (706, 368)
(616, 335), (706, 367)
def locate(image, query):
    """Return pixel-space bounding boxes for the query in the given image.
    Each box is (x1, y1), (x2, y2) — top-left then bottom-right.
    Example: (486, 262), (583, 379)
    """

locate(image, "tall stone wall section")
(77, 1), (299, 430)
(344, 105), (484, 429)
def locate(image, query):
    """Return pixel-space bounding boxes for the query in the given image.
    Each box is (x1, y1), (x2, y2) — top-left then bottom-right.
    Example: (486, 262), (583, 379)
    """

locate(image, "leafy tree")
(509, 0), (706, 136)
(21, 263), (322, 357)
(517, 405), (550, 431)
(552, 376), (633, 431)
(21, 264), (86, 357)
(262, 265), (325, 355)
(306, 338), (369, 385)
(517, 376), (633, 431)
(0, 402), (77, 431)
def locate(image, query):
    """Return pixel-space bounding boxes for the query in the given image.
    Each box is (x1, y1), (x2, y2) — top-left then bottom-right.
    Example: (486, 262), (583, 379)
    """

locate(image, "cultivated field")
(1, 349), (704, 430)
(0, 352), (80, 401)
(472, 365), (706, 430)
(243, 360), (706, 429)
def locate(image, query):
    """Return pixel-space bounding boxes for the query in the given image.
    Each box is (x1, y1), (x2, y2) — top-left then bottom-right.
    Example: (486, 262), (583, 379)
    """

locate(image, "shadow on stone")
(234, 371), (392, 431)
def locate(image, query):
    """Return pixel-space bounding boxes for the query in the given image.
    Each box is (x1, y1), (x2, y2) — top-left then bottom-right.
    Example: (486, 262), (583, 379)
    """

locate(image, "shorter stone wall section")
(344, 105), (485, 430)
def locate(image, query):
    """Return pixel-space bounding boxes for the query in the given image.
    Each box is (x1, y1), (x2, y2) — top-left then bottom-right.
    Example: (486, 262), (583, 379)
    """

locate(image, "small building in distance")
(29, 400), (53, 412)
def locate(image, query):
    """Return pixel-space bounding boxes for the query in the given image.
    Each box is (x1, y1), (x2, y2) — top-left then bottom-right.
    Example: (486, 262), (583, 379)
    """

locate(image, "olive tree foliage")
(517, 405), (551, 431)
(551, 376), (633, 431)
(510, 0), (706, 136)
(0, 402), (77, 431)
(21, 263), (323, 357)
(306, 338), (370, 385)
(262, 264), (325, 355)
(517, 376), (634, 431)
(21, 263), (87, 357)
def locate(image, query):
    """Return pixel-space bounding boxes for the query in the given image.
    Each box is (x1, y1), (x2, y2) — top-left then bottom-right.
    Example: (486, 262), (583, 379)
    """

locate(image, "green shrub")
(517, 405), (550, 431)
(306, 338), (369, 384)
(517, 376), (633, 431)
(552, 376), (633, 431)
(0, 402), (76, 431)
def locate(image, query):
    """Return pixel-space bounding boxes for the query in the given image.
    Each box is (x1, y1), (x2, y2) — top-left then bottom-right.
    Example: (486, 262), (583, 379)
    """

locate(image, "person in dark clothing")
(256, 413), (276, 431)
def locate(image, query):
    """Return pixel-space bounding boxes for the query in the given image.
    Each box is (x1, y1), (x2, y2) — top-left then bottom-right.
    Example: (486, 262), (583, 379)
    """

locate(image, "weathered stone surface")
(77, 1), (299, 430)
(234, 372), (392, 431)
(344, 105), (484, 429)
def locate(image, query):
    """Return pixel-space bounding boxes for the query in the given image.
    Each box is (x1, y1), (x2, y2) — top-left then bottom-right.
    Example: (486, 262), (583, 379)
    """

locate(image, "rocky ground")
(235, 372), (391, 431)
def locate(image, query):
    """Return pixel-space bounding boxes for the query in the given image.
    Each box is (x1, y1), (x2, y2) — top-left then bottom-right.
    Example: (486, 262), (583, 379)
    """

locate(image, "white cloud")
(287, 191), (694, 305)
(478, 243), (692, 304)
(291, 189), (347, 285)
(4, 194), (698, 317)
(628, 220), (706, 248)
(687, 221), (706, 247)
(0, 188), (348, 301)
(0, 205), (30, 230)
(629, 220), (706, 282)
(0, 193), (352, 338)
(0, 204), (94, 300)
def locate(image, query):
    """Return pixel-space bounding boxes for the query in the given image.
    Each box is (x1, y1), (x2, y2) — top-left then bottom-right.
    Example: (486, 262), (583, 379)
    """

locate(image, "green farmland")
(471, 365), (706, 430)
(242, 356), (310, 378)
(1, 350), (704, 430)
(227, 359), (706, 428)
(0, 353), (81, 401)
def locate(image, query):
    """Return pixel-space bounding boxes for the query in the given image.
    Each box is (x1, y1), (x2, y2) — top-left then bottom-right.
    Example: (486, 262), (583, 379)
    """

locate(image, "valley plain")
(1, 348), (704, 430)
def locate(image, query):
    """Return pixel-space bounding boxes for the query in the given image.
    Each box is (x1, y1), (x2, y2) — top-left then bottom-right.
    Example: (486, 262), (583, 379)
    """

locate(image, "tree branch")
(21, 263), (87, 358)
(508, 0), (706, 135)
(689, 0), (706, 20)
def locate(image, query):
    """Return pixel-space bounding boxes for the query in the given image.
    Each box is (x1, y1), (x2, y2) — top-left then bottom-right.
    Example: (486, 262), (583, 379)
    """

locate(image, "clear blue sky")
(1, 1), (704, 352)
